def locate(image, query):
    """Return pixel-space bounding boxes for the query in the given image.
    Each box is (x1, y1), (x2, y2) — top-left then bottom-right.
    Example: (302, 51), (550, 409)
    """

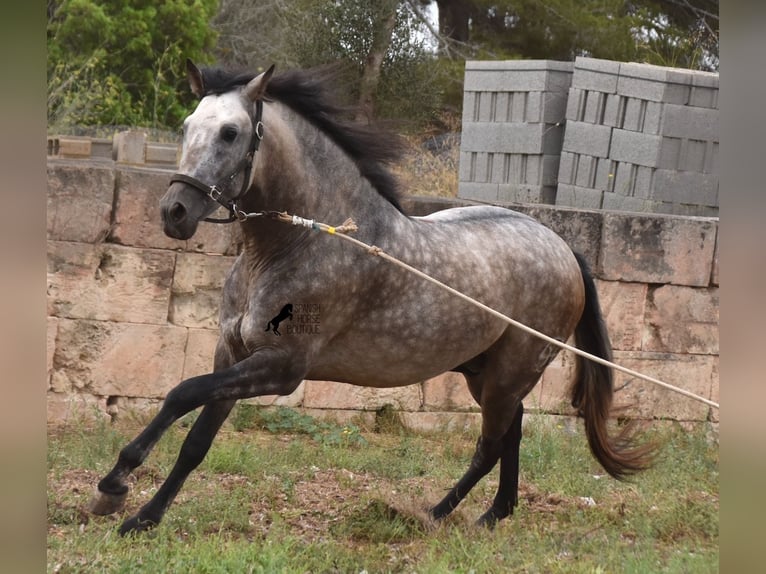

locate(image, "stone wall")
(46, 159), (719, 429)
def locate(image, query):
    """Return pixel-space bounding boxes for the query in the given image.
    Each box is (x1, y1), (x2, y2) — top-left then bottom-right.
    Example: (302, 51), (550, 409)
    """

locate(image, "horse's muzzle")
(160, 181), (200, 240)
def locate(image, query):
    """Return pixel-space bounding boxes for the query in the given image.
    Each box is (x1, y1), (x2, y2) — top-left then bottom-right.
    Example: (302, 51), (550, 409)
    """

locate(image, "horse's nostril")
(169, 202), (187, 223)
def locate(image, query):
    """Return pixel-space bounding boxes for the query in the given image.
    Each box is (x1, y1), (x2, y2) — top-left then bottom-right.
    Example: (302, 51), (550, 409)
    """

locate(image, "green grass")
(48, 408), (718, 573)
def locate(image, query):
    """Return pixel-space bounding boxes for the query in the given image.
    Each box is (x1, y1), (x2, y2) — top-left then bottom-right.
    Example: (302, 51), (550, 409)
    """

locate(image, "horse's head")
(160, 60), (274, 240)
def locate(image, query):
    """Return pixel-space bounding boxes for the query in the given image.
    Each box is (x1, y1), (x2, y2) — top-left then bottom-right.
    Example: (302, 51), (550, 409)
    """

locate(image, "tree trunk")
(355, 3), (398, 123)
(436, 0), (473, 43)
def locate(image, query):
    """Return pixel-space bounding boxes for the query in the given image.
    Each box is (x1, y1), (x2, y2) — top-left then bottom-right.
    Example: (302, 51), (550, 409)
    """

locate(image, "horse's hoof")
(118, 515), (156, 537)
(88, 488), (128, 516)
(475, 511), (499, 529)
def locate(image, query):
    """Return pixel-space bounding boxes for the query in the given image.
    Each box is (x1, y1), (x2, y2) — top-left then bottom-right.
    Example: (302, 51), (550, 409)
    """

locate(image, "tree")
(47, 0), (219, 131)
(213, 0), (445, 126)
(421, 0), (718, 71)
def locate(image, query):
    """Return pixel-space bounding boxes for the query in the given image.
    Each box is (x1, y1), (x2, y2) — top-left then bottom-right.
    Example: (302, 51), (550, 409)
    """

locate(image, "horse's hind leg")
(476, 403), (523, 528)
(429, 432), (504, 521)
(429, 371), (506, 521)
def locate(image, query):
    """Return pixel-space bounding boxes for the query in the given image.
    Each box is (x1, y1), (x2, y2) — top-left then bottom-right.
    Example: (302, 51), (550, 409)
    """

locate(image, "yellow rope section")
(268, 210), (719, 410)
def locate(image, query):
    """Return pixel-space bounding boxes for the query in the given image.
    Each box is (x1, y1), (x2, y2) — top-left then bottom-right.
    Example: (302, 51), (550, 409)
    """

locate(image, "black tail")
(570, 252), (655, 480)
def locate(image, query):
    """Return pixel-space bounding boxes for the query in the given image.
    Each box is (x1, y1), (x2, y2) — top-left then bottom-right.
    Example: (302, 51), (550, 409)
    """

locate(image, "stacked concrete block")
(458, 60), (573, 204)
(556, 57), (718, 216)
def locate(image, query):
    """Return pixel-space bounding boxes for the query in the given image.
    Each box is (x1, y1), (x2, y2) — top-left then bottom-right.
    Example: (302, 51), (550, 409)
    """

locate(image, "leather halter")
(168, 99), (264, 223)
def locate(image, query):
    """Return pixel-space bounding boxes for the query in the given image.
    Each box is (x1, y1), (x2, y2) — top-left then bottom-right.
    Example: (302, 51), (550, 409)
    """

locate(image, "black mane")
(198, 66), (405, 212)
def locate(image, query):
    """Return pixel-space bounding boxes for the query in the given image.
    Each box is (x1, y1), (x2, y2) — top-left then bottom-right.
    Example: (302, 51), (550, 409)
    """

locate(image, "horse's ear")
(244, 64), (275, 102)
(186, 58), (205, 98)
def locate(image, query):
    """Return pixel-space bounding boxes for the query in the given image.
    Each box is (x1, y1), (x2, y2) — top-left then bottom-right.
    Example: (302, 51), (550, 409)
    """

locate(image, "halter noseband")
(169, 99), (265, 223)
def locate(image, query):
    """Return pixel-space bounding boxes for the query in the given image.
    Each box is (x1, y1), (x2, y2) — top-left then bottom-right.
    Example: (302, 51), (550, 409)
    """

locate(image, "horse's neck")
(250, 105), (402, 234)
(239, 104), (404, 261)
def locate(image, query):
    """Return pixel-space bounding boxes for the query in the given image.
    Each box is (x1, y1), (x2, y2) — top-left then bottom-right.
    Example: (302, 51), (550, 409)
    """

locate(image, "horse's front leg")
(88, 348), (305, 534)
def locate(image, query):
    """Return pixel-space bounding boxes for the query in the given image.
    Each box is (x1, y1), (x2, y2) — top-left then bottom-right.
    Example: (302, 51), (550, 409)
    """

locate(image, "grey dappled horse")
(89, 61), (652, 535)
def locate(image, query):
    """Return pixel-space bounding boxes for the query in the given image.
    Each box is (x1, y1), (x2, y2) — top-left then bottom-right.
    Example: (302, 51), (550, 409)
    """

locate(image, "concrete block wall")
(557, 57), (718, 216)
(458, 57), (719, 217)
(458, 60), (573, 204)
(47, 159), (719, 430)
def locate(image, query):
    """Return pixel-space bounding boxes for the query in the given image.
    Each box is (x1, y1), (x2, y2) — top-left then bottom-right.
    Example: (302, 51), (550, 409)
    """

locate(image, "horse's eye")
(221, 126), (238, 143)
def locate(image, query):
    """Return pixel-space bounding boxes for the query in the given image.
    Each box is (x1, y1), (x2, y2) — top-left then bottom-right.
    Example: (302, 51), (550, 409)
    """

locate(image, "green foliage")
(47, 0), (219, 131)
(466, 0), (640, 62)
(230, 404), (367, 447)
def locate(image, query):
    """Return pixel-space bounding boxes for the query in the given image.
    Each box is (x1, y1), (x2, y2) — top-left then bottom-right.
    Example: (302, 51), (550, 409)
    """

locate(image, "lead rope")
(246, 210), (719, 410)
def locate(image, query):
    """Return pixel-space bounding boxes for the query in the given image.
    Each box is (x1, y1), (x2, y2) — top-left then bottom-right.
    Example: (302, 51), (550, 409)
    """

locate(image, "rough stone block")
(554, 183), (603, 210)
(182, 328), (219, 379)
(609, 129), (661, 167)
(303, 380), (422, 411)
(458, 182), (498, 202)
(47, 317), (58, 389)
(643, 285), (719, 354)
(111, 167), (183, 250)
(51, 318), (187, 398)
(514, 204), (603, 269)
(652, 169), (718, 206)
(561, 121), (612, 157)
(598, 212), (717, 286)
(399, 411), (482, 433)
(47, 161), (115, 243)
(246, 381), (306, 408)
(710, 357), (719, 422)
(594, 279), (647, 351)
(422, 372), (477, 411)
(111, 166), (240, 255)
(144, 143), (179, 166)
(47, 241), (175, 324)
(47, 392), (109, 424)
(497, 184), (556, 204)
(572, 57), (621, 93)
(711, 230), (719, 286)
(601, 193), (656, 213)
(611, 351), (715, 421)
(660, 104), (718, 141)
(54, 137), (92, 158)
(170, 252), (237, 329)
(114, 130), (147, 164)
(527, 348), (576, 414)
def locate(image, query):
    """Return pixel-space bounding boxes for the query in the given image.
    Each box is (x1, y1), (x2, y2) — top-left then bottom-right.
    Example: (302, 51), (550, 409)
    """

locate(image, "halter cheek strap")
(169, 99), (264, 223)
